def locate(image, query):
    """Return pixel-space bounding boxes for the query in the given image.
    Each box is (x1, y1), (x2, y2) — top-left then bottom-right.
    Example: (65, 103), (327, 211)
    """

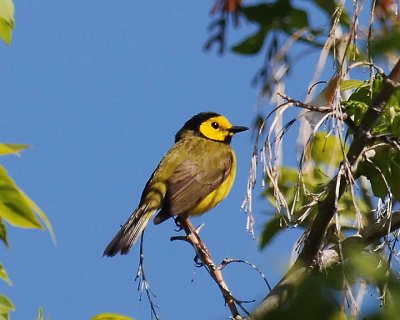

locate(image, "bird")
(103, 112), (248, 257)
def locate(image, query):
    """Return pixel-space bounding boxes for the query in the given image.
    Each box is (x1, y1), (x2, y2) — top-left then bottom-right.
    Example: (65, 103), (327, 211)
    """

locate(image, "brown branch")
(248, 210), (400, 320)
(319, 210), (400, 268)
(273, 93), (357, 131)
(346, 210), (400, 248)
(249, 58), (400, 319)
(175, 217), (243, 319)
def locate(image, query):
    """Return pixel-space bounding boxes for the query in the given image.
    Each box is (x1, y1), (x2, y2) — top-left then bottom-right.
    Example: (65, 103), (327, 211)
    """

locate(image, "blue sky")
(0, 2), (330, 319)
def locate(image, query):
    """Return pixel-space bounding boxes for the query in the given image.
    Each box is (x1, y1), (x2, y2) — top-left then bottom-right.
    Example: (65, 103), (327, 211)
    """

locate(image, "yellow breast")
(189, 150), (237, 216)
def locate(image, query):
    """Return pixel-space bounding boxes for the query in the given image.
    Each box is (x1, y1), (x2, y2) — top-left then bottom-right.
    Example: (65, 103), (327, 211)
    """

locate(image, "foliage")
(0, 144), (55, 237)
(206, 0), (354, 94)
(35, 307), (48, 320)
(0, 294), (14, 320)
(0, 0), (14, 45)
(206, 0), (400, 318)
(1, 0), (400, 319)
(232, 1), (310, 55)
(253, 70), (400, 318)
(266, 248), (400, 320)
(91, 313), (134, 320)
(0, 144), (54, 319)
(1, 1), (53, 319)
(346, 75), (400, 200)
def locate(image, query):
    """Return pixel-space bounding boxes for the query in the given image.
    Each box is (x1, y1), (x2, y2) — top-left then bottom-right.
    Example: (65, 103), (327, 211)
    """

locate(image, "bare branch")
(220, 258), (272, 292)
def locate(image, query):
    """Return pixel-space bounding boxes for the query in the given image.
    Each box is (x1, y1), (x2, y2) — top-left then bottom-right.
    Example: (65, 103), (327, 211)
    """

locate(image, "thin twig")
(135, 232), (160, 320)
(220, 258), (272, 291)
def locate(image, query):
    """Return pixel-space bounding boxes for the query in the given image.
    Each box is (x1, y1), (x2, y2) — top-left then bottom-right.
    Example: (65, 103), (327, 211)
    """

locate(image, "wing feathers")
(154, 148), (233, 222)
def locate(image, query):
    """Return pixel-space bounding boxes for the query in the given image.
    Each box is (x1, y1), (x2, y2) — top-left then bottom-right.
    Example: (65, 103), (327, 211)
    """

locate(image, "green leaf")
(356, 149), (400, 200)
(371, 27), (400, 56)
(19, 189), (56, 243)
(389, 156), (400, 199)
(241, 1), (303, 27)
(0, 219), (8, 247)
(357, 160), (388, 199)
(260, 215), (283, 249)
(347, 249), (388, 283)
(340, 79), (364, 91)
(0, 165), (43, 229)
(0, 0), (14, 45)
(310, 132), (345, 167)
(241, 2), (287, 24)
(268, 272), (340, 320)
(0, 294), (14, 320)
(282, 7), (308, 31)
(233, 1), (308, 55)
(91, 313), (134, 320)
(0, 144), (29, 156)
(232, 28), (268, 55)
(312, 0), (350, 27)
(345, 73), (400, 135)
(36, 307), (46, 320)
(0, 263), (11, 285)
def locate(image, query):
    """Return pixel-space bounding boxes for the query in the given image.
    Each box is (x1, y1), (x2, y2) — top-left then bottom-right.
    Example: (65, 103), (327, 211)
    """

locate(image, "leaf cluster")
(232, 0), (310, 55)
(266, 248), (400, 320)
(0, 144), (54, 320)
(0, 0), (14, 45)
(345, 75), (400, 200)
(257, 68), (400, 318)
(261, 132), (369, 248)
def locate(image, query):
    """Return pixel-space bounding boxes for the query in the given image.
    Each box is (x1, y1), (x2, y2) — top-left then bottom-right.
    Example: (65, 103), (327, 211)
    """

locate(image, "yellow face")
(199, 116), (234, 142)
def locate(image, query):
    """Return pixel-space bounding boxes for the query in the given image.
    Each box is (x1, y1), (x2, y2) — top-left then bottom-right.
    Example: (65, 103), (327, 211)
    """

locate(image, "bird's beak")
(230, 126), (249, 134)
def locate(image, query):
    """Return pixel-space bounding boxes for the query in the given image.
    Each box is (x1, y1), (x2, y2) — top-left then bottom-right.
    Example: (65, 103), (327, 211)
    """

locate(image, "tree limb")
(343, 210), (400, 249)
(249, 59), (400, 319)
(249, 210), (400, 320)
(319, 210), (400, 268)
(300, 59), (400, 266)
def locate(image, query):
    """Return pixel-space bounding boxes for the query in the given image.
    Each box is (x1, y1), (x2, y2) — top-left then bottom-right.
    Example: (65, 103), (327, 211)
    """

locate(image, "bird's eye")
(211, 122), (219, 129)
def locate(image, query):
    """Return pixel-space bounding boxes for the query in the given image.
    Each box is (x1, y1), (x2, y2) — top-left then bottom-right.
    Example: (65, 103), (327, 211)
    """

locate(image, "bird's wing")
(155, 150), (233, 222)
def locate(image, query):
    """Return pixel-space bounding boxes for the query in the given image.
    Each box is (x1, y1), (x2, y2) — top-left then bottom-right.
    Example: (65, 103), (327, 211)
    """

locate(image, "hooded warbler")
(103, 112), (248, 256)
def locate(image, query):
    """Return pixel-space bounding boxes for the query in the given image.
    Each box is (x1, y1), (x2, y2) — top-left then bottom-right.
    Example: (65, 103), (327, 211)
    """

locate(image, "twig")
(220, 258), (272, 292)
(369, 134), (400, 151)
(174, 217), (244, 319)
(135, 232), (160, 320)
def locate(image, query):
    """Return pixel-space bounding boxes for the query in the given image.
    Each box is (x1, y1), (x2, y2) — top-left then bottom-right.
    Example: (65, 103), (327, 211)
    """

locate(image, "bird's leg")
(173, 216), (184, 232)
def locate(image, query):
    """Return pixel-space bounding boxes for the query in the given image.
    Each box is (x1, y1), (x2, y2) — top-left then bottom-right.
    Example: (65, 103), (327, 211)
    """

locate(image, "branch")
(248, 210), (400, 320)
(135, 232), (160, 320)
(319, 210), (400, 268)
(300, 59), (400, 265)
(344, 210), (400, 249)
(174, 217), (244, 319)
(249, 59), (400, 319)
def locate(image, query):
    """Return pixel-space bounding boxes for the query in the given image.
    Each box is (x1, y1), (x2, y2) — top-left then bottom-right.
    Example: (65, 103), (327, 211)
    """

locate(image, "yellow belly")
(189, 152), (236, 216)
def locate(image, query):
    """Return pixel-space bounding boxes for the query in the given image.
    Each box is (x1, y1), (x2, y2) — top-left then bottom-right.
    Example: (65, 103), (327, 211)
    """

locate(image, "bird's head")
(175, 112), (248, 144)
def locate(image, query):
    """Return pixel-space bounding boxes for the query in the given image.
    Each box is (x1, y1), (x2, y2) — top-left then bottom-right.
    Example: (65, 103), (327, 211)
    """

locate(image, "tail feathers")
(103, 205), (155, 257)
